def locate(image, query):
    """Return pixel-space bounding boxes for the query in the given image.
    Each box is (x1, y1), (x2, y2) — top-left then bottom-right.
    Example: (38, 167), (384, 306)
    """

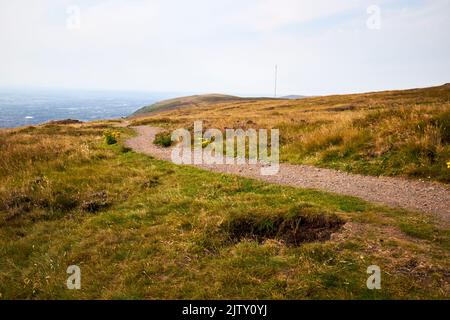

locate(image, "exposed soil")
(124, 125), (450, 224)
(223, 211), (345, 246)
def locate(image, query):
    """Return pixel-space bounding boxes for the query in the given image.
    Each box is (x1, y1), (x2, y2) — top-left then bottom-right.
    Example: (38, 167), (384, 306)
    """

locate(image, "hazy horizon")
(1, 81), (448, 99)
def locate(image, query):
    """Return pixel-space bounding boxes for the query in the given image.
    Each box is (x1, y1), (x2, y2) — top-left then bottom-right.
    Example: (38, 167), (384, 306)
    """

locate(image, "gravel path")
(125, 125), (450, 223)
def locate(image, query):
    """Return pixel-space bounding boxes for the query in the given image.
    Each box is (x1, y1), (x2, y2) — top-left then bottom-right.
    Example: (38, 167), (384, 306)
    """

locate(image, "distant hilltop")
(280, 95), (308, 99)
(132, 94), (242, 115)
(131, 93), (307, 116)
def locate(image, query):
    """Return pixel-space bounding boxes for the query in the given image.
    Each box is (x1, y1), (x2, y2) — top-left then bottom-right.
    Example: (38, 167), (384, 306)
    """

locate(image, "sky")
(0, 0), (449, 96)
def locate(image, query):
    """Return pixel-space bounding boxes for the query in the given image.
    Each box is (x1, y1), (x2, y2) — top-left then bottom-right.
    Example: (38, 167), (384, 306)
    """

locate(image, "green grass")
(0, 123), (449, 299)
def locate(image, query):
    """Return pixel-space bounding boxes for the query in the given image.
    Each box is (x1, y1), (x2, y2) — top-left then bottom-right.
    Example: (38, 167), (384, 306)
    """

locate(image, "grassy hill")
(131, 84), (450, 183)
(132, 93), (284, 116)
(0, 121), (449, 299)
(132, 94), (244, 115)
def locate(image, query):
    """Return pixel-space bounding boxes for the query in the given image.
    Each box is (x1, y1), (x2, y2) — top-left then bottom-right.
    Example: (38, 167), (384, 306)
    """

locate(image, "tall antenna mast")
(274, 64), (278, 98)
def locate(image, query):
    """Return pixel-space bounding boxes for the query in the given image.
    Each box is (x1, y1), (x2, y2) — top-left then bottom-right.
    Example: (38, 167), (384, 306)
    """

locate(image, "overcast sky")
(0, 0), (449, 96)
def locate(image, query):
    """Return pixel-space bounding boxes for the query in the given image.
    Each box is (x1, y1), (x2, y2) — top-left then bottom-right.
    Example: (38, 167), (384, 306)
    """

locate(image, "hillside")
(132, 94), (243, 115)
(1, 120), (449, 299)
(131, 93), (286, 116)
(131, 84), (450, 183)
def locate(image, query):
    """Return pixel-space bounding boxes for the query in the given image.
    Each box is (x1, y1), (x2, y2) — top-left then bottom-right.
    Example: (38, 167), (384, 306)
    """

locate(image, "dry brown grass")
(0, 124), (113, 179)
(0, 123), (119, 224)
(131, 84), (450, 182)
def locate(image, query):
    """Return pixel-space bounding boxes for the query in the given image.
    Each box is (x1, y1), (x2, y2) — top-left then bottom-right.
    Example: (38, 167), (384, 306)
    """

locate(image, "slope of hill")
(132, 94), (243, 115)
(1, 120), (449, 299)
(131, 93), (287, 116)
(130, 84), (450, 183)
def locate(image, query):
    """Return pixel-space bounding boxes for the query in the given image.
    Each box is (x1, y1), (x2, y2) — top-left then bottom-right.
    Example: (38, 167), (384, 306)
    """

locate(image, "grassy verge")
(0, 122), (448, 299)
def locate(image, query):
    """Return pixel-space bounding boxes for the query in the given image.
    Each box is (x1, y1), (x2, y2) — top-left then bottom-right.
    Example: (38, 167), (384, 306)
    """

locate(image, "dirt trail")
(125, 125), (450, 223)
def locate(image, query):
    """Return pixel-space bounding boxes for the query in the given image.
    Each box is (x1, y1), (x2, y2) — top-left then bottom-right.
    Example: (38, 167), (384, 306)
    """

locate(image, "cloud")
(0, 0), (449, 95)
(230, 0), (360, 31)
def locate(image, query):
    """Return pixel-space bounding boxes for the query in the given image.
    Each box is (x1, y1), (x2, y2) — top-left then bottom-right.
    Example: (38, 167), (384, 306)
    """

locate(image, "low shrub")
(103, 130), (120, 145)
(154, 131), (173, 147)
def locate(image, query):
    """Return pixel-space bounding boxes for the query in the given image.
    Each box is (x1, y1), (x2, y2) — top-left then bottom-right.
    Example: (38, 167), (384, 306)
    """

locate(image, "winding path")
(125, 125), (450, 223)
